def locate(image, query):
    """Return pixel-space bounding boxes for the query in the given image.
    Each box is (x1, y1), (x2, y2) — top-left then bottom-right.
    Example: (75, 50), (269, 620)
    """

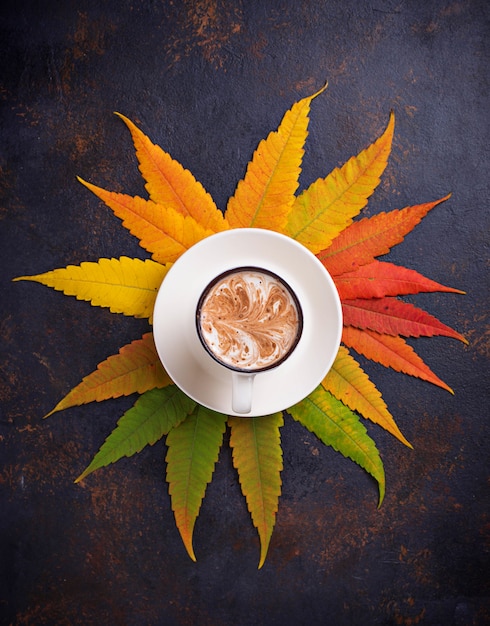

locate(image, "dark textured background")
(1, 1), (489, 624)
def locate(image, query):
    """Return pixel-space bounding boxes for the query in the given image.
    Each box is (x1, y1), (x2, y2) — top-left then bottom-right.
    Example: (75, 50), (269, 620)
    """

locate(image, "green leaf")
(229, 413), (284, 569)
(166, 406), (228, 562)
(289, 386), (385, 505)
(75, 386), (195, 482)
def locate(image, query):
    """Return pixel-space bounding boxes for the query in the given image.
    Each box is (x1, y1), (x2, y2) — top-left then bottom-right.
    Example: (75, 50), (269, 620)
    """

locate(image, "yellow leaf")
(225, 84), (327, 232)
(229, 413), (283, 569)
(115, 113), (229, 233)
(45, 333), (172, 417)
(286, 112), (395, 253)
(78, 179), (216, 263)
(14, 257), (169, 321)
(322, 346), (412, 447)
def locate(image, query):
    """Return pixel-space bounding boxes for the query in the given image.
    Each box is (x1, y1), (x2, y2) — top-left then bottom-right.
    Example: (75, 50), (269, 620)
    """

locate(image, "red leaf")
(334, 260), (465, 300)
(341, 326), (454, 393)
(318, 195), (451, 276)
(342, 297), (467, 342)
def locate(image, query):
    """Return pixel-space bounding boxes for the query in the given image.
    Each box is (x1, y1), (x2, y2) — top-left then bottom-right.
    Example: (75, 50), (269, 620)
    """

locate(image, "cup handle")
(232, 372), (256, 414)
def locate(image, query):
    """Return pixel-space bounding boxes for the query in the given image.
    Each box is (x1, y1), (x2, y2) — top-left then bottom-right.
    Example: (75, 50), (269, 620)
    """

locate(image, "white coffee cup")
(153, 228), (342, 417)
(195, 266), (304, 414)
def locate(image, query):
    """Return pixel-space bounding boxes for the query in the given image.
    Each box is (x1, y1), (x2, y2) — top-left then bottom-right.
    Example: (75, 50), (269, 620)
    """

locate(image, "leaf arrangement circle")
(15, 85), (465, 568)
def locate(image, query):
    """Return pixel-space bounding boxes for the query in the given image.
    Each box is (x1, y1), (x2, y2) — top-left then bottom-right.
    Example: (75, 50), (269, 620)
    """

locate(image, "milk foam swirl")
(198, 269), (301, 371)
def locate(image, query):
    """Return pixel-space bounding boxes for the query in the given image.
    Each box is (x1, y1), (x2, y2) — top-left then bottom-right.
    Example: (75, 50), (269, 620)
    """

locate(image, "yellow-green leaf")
(115, 113), (229, 233)
(286, 112), (394, 253)
(225, 84), (327, 232)
(14, 257), (168, 321)
(289, 386), (385, 505)
(75, 386), (195, 482)
(166, 406), (227, 562)
(45, 333), (172, 418)
(322, 346), (411, 447)
(78, 178), (215, 263)
(228, 413), (284, 569)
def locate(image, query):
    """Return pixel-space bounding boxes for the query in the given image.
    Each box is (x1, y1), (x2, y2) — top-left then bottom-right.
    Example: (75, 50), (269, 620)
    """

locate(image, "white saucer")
(152, 228), (342, 417)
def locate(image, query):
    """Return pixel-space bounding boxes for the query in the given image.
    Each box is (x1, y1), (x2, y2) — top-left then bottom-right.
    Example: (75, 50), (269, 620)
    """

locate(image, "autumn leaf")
(225, 83), (327, 232)
(115, 113), (229, 233)
(319, 195), (451, 276)
(14, 257), (168, 322)
(229, 413), (284, 569)
(322, 346), (411, 447)
(289, 386), (385, 505)
(78, 179), (216, 263)
(342, 296), (467, 341)
(75, 386), (196, 482)
(286, 112), (394, 253)
(45, 333), (171, 418)
(342, 326), (454, 393)
(334, 260), (465, 300)
(166, 406), (228, 562)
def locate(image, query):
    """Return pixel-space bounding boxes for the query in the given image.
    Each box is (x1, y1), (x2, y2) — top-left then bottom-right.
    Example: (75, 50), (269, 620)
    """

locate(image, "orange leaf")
(334, 260), (465, 300)
(225, 84), (327, 232)
(115, 113), (229, 233)
(286, 112), (394, 253)
(342, 326), (454, 393)
(78, 178), (215, 263)
(322, 346), (411, 447)
(45, 333), (172, 417)
(319, 195), (451, 275)
(342, 297), (467, 342)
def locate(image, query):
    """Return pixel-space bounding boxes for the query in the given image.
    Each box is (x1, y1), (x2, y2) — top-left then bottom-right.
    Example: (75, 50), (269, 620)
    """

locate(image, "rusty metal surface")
(1, 1), (489, 624)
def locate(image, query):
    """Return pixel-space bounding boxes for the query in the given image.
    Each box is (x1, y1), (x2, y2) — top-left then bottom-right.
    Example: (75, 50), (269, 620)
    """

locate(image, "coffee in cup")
(196, 267), (303, 413)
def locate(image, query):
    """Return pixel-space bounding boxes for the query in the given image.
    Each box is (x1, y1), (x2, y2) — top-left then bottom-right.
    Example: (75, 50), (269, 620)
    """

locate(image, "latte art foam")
(197, 269), (302, 371)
